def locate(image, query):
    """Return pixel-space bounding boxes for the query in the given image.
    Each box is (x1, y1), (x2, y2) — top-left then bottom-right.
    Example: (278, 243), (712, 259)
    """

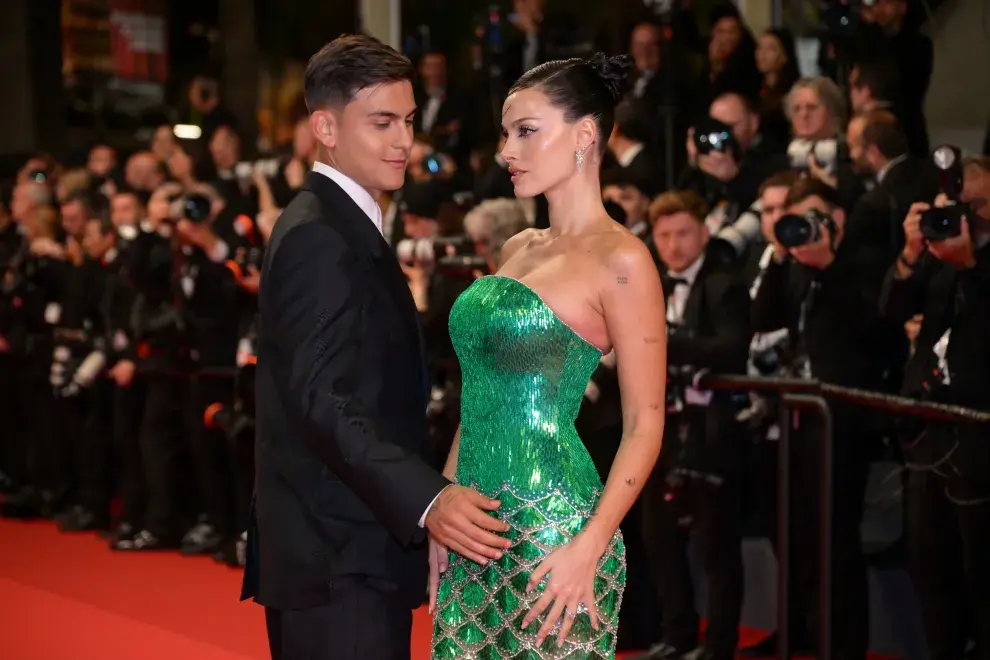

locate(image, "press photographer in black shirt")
(634, 190), (751, 660)
(879, 156), (990, 660)
(752, 178), (894, 659)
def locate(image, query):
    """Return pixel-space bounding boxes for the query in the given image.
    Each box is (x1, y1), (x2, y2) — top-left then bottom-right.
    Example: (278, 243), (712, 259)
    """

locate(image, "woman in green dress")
(429, 53), (668, 659)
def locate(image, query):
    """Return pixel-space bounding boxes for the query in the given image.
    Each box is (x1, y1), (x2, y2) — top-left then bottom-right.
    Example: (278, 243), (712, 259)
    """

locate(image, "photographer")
(50, 215), (117, 533)
(879, 157), (990, 659)
(110, 184), (189, 551)
(635, 190), (751, 660)
(753, 178), (894, 659)
(679, 92), (789, 263)
(171, 185), (247, 558)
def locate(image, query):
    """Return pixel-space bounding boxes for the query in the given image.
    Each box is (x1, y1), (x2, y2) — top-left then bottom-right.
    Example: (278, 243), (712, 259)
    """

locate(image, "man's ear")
(310, 110), (338, 151)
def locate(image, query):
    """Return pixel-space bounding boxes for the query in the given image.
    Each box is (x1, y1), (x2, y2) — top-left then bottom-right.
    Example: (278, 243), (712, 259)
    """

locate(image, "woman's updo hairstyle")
(508, 52), (632, 157)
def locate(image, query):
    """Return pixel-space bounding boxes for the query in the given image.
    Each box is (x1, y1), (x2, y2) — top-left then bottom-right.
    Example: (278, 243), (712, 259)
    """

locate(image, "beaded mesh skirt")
(430, 484), (626, 659)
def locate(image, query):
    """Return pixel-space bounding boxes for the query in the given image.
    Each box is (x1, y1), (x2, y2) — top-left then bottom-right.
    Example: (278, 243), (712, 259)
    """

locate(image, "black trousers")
(114, 380), (147, 527)
(641, 466), (744, 657)
(0, 354), (27, 486)
(787, 415), (870, 660)
(264, 588), (412, 660)
(184, 375), (236, 537)
(51, 387), (112, 514)
(139, 376), (187, 538)
(907, 468), (990, 660)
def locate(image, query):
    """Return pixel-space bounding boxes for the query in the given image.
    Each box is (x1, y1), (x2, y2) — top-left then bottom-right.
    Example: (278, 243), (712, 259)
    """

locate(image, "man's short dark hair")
(786, 177), (842, 209)
(758, 170), (801, 196)
(304, 35), (415, 112)
(712, 90), (758, 116)
(851, 57), (901, 106)
(858, 108), (908, 161)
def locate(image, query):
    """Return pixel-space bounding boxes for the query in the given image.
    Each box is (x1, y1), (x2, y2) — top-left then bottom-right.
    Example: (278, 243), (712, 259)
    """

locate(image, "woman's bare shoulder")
(499, 227), (545, 266)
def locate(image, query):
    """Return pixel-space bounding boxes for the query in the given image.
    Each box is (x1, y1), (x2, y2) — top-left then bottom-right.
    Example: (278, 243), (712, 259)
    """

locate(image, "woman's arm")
(580, 239), (667, 552)
(443, 426), (461, 481)
(523, 237), (666, 645)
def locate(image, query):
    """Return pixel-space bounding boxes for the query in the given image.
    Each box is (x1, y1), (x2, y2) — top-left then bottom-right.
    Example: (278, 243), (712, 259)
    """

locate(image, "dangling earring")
(575, 148), (585, 172)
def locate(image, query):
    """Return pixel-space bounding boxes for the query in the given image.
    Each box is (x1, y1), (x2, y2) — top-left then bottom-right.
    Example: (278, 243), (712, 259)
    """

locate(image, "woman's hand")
(522, 532), (604, 647)
(428, 537), (449, 614)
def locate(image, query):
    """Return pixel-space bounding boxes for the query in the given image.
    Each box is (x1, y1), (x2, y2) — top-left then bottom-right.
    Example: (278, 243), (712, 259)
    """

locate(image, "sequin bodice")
(450, 275), (604, 503)
(432, 275), (626, 660)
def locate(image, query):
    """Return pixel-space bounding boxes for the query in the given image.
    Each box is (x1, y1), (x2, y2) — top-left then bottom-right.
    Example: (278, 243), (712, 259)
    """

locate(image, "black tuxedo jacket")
(242, 171), (449, 610)
(663, 254), (751, 475)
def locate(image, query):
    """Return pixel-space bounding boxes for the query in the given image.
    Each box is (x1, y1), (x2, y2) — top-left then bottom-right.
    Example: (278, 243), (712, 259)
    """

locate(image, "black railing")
(696, 373), (990, 660)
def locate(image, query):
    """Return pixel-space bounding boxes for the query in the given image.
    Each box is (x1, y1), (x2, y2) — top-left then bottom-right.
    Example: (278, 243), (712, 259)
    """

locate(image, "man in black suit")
(633, 190), (751, 660)
(845, 108), (939, 263)
(243, 35), (511, 660)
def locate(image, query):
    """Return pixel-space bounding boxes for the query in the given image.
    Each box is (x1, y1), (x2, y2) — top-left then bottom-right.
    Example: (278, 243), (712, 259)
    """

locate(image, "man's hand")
(902, 201), (930, 266)
(109, 359), (136, 387)
(807, 155), (838, 188)
(284, 158), (307, 190)
(790, 224), (835, 270)
(685, 128), (698, 167)
(236, 265), (261, 294)
(424, 485), (511, 565)
(29, 237), (66, 260)
(697, 150), (739, 183)
(176, 219), (219, 254)
(929, 217), (976, 269)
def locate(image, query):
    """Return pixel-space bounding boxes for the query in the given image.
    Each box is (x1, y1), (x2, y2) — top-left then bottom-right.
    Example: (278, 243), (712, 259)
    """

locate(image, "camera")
(787, 139), (840, 174)
(774, 208), (836, 249)
(234, 159), (281, 182)
(395, 235), (474, 266)
(168, 192), (212, 223)
(919, 204), (966, 242)
(920, 144), (968, 242)
(693, 116), (737, 158)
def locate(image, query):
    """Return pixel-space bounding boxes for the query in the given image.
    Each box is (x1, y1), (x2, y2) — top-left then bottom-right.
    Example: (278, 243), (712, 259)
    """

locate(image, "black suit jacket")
(243, 172), (449, 610)
(845, 156), (940, 262)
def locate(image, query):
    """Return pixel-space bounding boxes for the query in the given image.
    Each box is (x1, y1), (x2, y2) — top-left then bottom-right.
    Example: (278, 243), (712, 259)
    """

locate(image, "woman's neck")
(543, 168), (607, 236)
(764, 71), (779, 90)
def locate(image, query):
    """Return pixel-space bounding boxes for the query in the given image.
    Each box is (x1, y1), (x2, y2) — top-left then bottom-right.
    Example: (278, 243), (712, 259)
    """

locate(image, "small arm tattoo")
(625, 477), (637, 487)
(644, 336), (661, 344)
(616, 276), (628, 284)
(649, 403), (660, 410)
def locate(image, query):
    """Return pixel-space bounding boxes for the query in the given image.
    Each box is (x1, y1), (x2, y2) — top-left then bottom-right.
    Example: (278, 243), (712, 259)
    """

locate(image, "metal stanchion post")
(782, 393), (833, 660)
(775, 397), (791, 660)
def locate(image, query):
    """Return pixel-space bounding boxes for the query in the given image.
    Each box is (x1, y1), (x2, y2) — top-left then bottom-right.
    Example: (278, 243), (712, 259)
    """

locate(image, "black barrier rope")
(697, 373), (990, 424)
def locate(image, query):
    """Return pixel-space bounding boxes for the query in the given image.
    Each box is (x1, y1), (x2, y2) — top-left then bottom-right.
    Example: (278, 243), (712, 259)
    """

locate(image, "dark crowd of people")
(2, 0), (990, 659)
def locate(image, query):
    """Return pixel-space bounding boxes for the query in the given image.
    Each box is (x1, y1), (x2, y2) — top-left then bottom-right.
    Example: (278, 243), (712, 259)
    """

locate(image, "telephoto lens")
(773, 209), (831, 248)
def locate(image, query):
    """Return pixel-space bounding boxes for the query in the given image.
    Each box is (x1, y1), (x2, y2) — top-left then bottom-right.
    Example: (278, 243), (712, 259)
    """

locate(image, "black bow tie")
(665, 276), (688, 289)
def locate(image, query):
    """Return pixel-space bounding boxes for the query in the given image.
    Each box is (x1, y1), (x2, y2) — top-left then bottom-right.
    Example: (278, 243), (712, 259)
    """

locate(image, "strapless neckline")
(476, 274), (605, 356)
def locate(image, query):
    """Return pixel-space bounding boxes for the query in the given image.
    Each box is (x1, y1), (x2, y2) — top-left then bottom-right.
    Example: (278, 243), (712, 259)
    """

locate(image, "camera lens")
(774, 213), (818, 248)
(919, 206), (964, 242)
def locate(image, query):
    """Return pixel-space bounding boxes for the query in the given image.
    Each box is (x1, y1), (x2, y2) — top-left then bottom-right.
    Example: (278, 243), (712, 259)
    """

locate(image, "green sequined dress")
(431, 275), (626, 660)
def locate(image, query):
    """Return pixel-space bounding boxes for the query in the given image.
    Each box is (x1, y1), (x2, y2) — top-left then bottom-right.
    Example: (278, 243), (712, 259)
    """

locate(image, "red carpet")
(0, 520), (889, 659)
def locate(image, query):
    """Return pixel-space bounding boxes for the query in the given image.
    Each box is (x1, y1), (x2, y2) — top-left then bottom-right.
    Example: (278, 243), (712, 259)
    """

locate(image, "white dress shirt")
(666, 254), (705, 325)
(311, 161), (447, 527)
(312, 161), (384, 236)
(617, 142), (644, 168)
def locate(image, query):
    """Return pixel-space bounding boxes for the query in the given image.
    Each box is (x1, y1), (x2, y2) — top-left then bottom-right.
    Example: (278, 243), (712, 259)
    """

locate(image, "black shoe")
(111, 529), (178, 551)
(181, 521), (222, 555)
(628, 642), (690, 660)
(0, 487), (44, 519)
(56, 505), (107, 532)
(103, 522), (137, 545)
(0, 471), (16, 495)
(212, 535), (245, 568)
